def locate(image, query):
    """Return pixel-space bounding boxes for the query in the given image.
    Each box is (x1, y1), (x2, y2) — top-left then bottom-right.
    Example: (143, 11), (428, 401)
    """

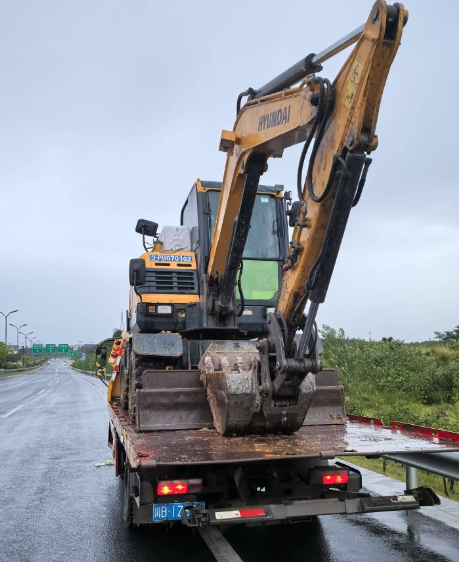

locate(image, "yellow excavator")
(98, 0), (408, 436)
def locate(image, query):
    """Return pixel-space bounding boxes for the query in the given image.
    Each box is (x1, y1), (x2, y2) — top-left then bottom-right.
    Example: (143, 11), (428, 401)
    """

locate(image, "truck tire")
(123, 467), (134, 528)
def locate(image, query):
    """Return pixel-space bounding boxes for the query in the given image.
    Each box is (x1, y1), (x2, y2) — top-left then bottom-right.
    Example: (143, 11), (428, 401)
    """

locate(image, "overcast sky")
(1, 0), (458, 347)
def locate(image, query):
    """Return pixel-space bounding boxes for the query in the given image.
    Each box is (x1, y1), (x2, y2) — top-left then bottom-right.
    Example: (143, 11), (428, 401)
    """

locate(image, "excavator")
(98, 0), (407, 436)
(91, 1), (459, 529)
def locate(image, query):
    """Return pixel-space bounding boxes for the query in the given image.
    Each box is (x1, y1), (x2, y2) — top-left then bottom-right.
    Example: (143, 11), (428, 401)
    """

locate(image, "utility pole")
(0, 309), (18, 344)
(9, 323), (27, 356)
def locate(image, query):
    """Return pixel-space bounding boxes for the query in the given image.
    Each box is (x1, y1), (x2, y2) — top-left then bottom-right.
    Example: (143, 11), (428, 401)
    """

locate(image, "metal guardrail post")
(405, 466), (419, 492)
(383, 452), (459, 483)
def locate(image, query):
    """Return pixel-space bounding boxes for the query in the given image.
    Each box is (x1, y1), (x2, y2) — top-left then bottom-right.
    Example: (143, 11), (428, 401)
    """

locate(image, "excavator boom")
(207, 0), (407, 339)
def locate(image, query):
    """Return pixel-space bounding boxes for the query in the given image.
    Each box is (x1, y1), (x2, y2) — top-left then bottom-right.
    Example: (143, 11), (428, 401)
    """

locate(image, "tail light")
(310, 467), (349, 486)
(157, 478), (202, 496)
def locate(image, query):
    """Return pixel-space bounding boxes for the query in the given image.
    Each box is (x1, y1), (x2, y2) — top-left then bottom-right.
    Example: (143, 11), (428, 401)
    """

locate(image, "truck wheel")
(123, 467), (134, 528)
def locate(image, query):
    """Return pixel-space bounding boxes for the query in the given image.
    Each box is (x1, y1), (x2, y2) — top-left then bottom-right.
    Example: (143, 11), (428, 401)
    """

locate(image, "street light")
(9, 323), (27, 354)
(31, 337), (39, 365)
(19, 331), (33, 366)
(0, 309), (18, 344)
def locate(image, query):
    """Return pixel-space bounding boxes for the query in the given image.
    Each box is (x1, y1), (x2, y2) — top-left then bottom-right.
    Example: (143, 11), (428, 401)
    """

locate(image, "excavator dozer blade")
(136, 370), (214, 431)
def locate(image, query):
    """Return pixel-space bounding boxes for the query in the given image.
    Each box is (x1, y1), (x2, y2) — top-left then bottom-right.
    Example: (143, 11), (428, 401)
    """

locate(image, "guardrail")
(382, 452), (459, 488)
(71, 366), (111, 382)
(0, 362), (48, 374)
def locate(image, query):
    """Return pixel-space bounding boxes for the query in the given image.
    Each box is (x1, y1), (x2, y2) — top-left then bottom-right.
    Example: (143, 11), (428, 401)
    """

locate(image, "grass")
(317, 327), (459, 503)
(347, 456), (459, 503)
(0, 363), (46, 378)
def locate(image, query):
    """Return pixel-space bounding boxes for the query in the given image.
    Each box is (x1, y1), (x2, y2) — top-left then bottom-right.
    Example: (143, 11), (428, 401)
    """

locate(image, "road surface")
(1, 359), (459, 562)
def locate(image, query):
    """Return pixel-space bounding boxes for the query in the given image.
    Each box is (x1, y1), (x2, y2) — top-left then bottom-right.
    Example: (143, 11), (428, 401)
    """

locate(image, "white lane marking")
(198, 527), (243, 562)
(37, 390), (45, 395)
(0, 404), (25, 419)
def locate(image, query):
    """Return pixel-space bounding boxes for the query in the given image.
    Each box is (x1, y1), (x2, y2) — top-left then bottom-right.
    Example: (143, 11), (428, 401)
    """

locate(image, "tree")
(0, 342), (8, 367)
(112, 329), (122, 338)
(434, 326), (459, 343)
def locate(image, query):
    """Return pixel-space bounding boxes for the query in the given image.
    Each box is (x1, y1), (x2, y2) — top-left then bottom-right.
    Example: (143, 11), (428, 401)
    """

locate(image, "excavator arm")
(201, 0), (408, 434)
(207, 0), (407, 332)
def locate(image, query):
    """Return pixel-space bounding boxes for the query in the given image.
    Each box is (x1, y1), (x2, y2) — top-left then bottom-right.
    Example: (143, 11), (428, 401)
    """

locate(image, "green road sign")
(58, 344), (69, 353)
(32, 344), (43, 354)
(69, 351), (77, 357)
(46, 344), (56, 353)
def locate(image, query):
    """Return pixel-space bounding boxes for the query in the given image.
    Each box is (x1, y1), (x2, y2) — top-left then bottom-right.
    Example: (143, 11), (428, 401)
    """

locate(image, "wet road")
(1, 359), (459, 562)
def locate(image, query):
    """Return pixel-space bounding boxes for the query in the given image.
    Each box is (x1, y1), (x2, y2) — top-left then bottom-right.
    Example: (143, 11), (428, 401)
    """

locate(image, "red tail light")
(310, 467), (349, 486)
(157, 479), (202, 496)
(322, 473), (349, 485)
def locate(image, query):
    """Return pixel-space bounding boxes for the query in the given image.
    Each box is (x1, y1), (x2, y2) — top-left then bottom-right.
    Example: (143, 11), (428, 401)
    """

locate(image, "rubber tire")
(123, 467), (134, 528)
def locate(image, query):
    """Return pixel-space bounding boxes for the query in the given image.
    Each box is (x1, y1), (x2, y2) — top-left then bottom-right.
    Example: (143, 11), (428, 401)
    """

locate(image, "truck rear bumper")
(179, 494), (419, 527)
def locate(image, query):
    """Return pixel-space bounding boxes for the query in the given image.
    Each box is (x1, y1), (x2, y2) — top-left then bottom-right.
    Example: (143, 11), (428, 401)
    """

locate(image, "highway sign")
(69, 351), (77, 357)
(32, 344), (43, 354)
(46, 344), (56, 353)
(81, 353), (86, 360)
(58, 344), (69, 353)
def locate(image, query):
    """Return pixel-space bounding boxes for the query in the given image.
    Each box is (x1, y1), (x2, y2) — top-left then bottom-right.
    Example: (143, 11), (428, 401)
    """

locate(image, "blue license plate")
(153, 502), (205, 522)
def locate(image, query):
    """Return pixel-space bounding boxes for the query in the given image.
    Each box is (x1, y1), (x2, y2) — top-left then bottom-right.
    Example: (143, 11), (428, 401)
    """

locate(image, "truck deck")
(109, 404), (459, 468)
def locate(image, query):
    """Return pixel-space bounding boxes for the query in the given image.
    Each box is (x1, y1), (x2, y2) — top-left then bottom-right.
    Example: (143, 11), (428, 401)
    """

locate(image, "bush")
(320, 326), (459, 406)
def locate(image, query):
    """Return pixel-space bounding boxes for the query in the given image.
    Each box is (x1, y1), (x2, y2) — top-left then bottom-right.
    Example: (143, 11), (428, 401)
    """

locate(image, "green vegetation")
(72, 353), (96, 371)
(320, 325), (459, 500)
(320, 325), (459, 432)
(0, 342), (8, 367)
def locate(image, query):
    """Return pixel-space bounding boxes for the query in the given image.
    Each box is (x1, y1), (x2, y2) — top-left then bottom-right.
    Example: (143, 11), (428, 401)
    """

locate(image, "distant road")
(1, 359), (459, 562)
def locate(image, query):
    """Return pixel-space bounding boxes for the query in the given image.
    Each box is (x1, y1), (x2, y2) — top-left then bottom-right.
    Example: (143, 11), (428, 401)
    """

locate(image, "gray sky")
(1, 0), (458, 346)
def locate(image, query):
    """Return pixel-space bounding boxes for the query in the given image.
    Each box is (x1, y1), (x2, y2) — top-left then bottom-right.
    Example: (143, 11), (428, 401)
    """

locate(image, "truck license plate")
(153, 502), (205, 522)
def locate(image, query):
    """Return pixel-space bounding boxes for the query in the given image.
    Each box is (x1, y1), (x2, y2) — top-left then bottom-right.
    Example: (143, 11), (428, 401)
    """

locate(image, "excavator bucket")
(199, 341), (261, 435)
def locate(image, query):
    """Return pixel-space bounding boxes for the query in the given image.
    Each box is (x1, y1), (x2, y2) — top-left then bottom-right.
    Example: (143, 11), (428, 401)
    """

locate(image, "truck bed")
(109, 404), (459, 468)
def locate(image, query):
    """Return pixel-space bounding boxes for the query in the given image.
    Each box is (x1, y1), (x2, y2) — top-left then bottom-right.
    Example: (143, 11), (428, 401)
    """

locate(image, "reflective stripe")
(214, 508), (265, 520)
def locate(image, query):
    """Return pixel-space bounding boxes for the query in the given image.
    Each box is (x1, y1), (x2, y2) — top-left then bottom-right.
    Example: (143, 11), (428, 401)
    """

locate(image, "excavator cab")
(180, 180), (289, 336)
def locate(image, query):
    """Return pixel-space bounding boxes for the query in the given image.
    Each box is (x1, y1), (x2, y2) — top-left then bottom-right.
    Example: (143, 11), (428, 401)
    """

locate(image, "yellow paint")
(134, 292), (199, 304)
(195, 181), (283, 198)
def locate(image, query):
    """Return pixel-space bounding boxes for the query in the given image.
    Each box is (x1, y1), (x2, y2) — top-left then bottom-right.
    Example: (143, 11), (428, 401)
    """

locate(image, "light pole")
(20, 331), (33, 366)
(31, 337), (39, 365)
(0, 309), (18, 344)
(9, 323), (27, 355)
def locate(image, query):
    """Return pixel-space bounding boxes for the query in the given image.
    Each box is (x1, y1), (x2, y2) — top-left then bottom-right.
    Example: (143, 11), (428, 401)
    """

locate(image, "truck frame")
(108, 402), (459, 526)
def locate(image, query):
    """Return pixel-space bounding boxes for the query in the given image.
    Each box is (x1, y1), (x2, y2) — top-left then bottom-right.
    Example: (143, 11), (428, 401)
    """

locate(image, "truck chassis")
(108, 404), (459, 527)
